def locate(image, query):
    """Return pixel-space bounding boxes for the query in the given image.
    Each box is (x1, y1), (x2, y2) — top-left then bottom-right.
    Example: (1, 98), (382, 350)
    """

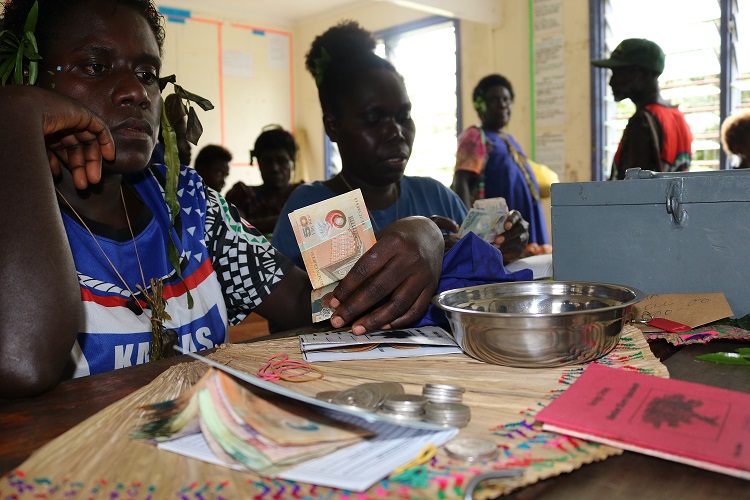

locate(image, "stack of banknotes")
(457, 197), (510, 243)
(287, 189), (377, 322)
(131, 368), (371, 475)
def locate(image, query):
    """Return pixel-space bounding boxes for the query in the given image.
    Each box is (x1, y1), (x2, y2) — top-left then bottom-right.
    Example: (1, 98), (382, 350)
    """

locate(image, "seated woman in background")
(452, 74), (551, 254)
(0, 0), (445, 397)
(272, 21), (529, 268)
(225, 125), (304, 235)
(194, 144), (231, 192)
(721, 110), (750, 169)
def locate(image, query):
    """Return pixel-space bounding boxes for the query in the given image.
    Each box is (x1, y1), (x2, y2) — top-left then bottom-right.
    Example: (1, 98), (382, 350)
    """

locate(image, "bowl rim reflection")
(432, 280), (644, 318)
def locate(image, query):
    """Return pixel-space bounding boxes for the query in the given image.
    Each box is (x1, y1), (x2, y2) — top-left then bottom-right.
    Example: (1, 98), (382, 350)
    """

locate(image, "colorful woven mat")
(1, 325), (667, 499)
(644, 324), (750, 346)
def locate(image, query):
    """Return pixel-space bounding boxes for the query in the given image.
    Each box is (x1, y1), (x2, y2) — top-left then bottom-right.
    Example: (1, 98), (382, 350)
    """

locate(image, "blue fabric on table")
(413, 232), (533, 328)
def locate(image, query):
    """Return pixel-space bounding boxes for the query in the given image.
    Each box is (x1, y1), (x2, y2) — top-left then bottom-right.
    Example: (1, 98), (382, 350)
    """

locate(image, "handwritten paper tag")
(633, 293), (734, 332)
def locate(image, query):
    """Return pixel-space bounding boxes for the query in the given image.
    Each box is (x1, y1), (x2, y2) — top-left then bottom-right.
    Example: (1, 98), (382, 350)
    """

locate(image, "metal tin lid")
(444, 436), (499, 462)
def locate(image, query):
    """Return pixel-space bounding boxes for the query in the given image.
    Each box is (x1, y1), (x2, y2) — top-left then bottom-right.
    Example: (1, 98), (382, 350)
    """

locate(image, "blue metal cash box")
(551, 168), (750, 317)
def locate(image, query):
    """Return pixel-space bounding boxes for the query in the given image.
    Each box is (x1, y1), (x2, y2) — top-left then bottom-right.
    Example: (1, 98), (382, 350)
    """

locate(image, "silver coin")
(425, 402), (471, 416)
(383, 394), (428, 411)
(376, 408), (423, 421)
(332, 382), (404, 410)
(423, 383), (466, 404)
(444, 436), (499, 462)
(424, 383), (465, 393)
(315, 390), (340, 402)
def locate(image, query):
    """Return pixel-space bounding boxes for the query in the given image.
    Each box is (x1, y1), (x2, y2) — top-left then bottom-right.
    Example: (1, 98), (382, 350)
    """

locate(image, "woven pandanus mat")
(1, 325), (666, 499)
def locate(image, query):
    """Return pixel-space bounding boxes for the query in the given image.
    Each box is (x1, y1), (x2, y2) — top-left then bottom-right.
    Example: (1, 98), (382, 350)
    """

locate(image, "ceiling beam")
(378, 0), (502, 25)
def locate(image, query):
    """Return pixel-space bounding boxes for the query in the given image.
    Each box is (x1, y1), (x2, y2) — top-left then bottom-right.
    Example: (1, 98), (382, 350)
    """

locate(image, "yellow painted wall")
(160, 7), (295, 193)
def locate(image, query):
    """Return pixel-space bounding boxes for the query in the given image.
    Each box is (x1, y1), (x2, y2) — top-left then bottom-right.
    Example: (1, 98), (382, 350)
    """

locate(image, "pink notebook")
(535, 364), (750, 479)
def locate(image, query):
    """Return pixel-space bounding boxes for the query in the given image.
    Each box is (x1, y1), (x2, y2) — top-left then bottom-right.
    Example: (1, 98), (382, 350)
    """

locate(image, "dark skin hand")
(436, 210), (528, 263)
(326, 216), (443, 335)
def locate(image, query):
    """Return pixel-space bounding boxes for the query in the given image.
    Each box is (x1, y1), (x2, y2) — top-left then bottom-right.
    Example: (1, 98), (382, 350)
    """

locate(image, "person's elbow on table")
(0, 302), (82, 399)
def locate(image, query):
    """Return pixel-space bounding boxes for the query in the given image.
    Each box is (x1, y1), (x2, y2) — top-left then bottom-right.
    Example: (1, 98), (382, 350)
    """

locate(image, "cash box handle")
(666, 178), (687, 227)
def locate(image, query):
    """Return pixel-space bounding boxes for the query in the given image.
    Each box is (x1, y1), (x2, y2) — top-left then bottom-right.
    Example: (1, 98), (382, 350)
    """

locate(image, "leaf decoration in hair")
(0, 0), (41, 86)
(158, 75), (214, 309)
(159, 102), (193, 309)
(313, 47), (332, 87)
(159, 74), (214, 145)
(473, 95), (487, 114)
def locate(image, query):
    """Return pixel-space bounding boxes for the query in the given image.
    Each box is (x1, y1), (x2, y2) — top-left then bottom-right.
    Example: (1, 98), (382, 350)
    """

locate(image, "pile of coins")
(325, 382), (405, 411)
(424, 402), (471, 428)
(316, 381), (470, 426)
(377, 394), (428, 421)
(422, 383), (465, 403)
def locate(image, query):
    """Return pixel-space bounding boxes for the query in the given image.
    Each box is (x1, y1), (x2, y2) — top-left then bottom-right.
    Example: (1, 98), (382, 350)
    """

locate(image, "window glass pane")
(737, 3), (750, 112)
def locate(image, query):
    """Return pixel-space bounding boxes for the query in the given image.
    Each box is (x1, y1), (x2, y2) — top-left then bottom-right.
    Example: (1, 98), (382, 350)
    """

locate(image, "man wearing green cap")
(592, 38), (692, 180)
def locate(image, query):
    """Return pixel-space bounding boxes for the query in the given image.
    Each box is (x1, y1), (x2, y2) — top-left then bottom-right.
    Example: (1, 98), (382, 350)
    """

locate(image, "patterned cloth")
(644, 324), (750, 346)
(272, 177), (468, 269)
(455, 127), (549, 245)
(60, 164), (294, 377)
(612, 103), (692, 180)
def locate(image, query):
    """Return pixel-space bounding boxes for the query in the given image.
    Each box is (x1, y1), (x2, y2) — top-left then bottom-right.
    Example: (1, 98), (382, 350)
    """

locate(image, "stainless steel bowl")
(432, 281), (643, 368)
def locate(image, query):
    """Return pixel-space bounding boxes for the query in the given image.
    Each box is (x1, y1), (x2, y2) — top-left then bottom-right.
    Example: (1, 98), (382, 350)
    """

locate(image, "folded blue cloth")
(413, 233), (533, 327)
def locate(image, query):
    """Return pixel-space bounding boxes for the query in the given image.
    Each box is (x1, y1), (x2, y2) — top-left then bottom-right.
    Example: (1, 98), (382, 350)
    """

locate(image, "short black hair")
(251, 125), (297, 162)
(473, 74), (515, 104)
(194, 145), (232, 170)
(304, 20), (399, 116)
(1, 0), (165, 56)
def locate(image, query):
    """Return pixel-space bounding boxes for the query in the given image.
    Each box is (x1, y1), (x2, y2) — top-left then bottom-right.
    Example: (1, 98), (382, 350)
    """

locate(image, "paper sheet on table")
(299, 326), (462, 362)
(159, 414), (457, 492)
(632, 293), (734, 332)
(504, 254), (553, 280)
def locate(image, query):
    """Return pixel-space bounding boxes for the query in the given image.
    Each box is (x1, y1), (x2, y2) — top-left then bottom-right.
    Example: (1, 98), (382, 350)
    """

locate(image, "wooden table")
(1, 336), (748, 498)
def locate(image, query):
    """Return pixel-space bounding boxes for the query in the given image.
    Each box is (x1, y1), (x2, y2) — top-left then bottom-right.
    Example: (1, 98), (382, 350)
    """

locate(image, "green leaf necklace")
(56, 186), (177, 361)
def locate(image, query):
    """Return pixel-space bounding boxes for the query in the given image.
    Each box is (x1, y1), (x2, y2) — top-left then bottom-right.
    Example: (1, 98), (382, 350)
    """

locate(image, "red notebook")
(535, 364), (750, 480)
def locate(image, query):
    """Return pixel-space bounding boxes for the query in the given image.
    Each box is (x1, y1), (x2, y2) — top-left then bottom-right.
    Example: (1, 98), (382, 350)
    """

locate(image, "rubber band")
(256, 353), (324, 382)
(391, 444), (437, 476)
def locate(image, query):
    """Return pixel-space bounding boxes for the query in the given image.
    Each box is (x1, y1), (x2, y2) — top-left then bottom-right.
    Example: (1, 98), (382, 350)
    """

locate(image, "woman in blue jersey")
(0, 0), (444, 397)
(272, 21), (530, 269)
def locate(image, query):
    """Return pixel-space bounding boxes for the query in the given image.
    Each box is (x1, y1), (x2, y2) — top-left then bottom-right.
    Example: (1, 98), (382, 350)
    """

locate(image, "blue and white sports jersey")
(60, 164), (293, 377)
